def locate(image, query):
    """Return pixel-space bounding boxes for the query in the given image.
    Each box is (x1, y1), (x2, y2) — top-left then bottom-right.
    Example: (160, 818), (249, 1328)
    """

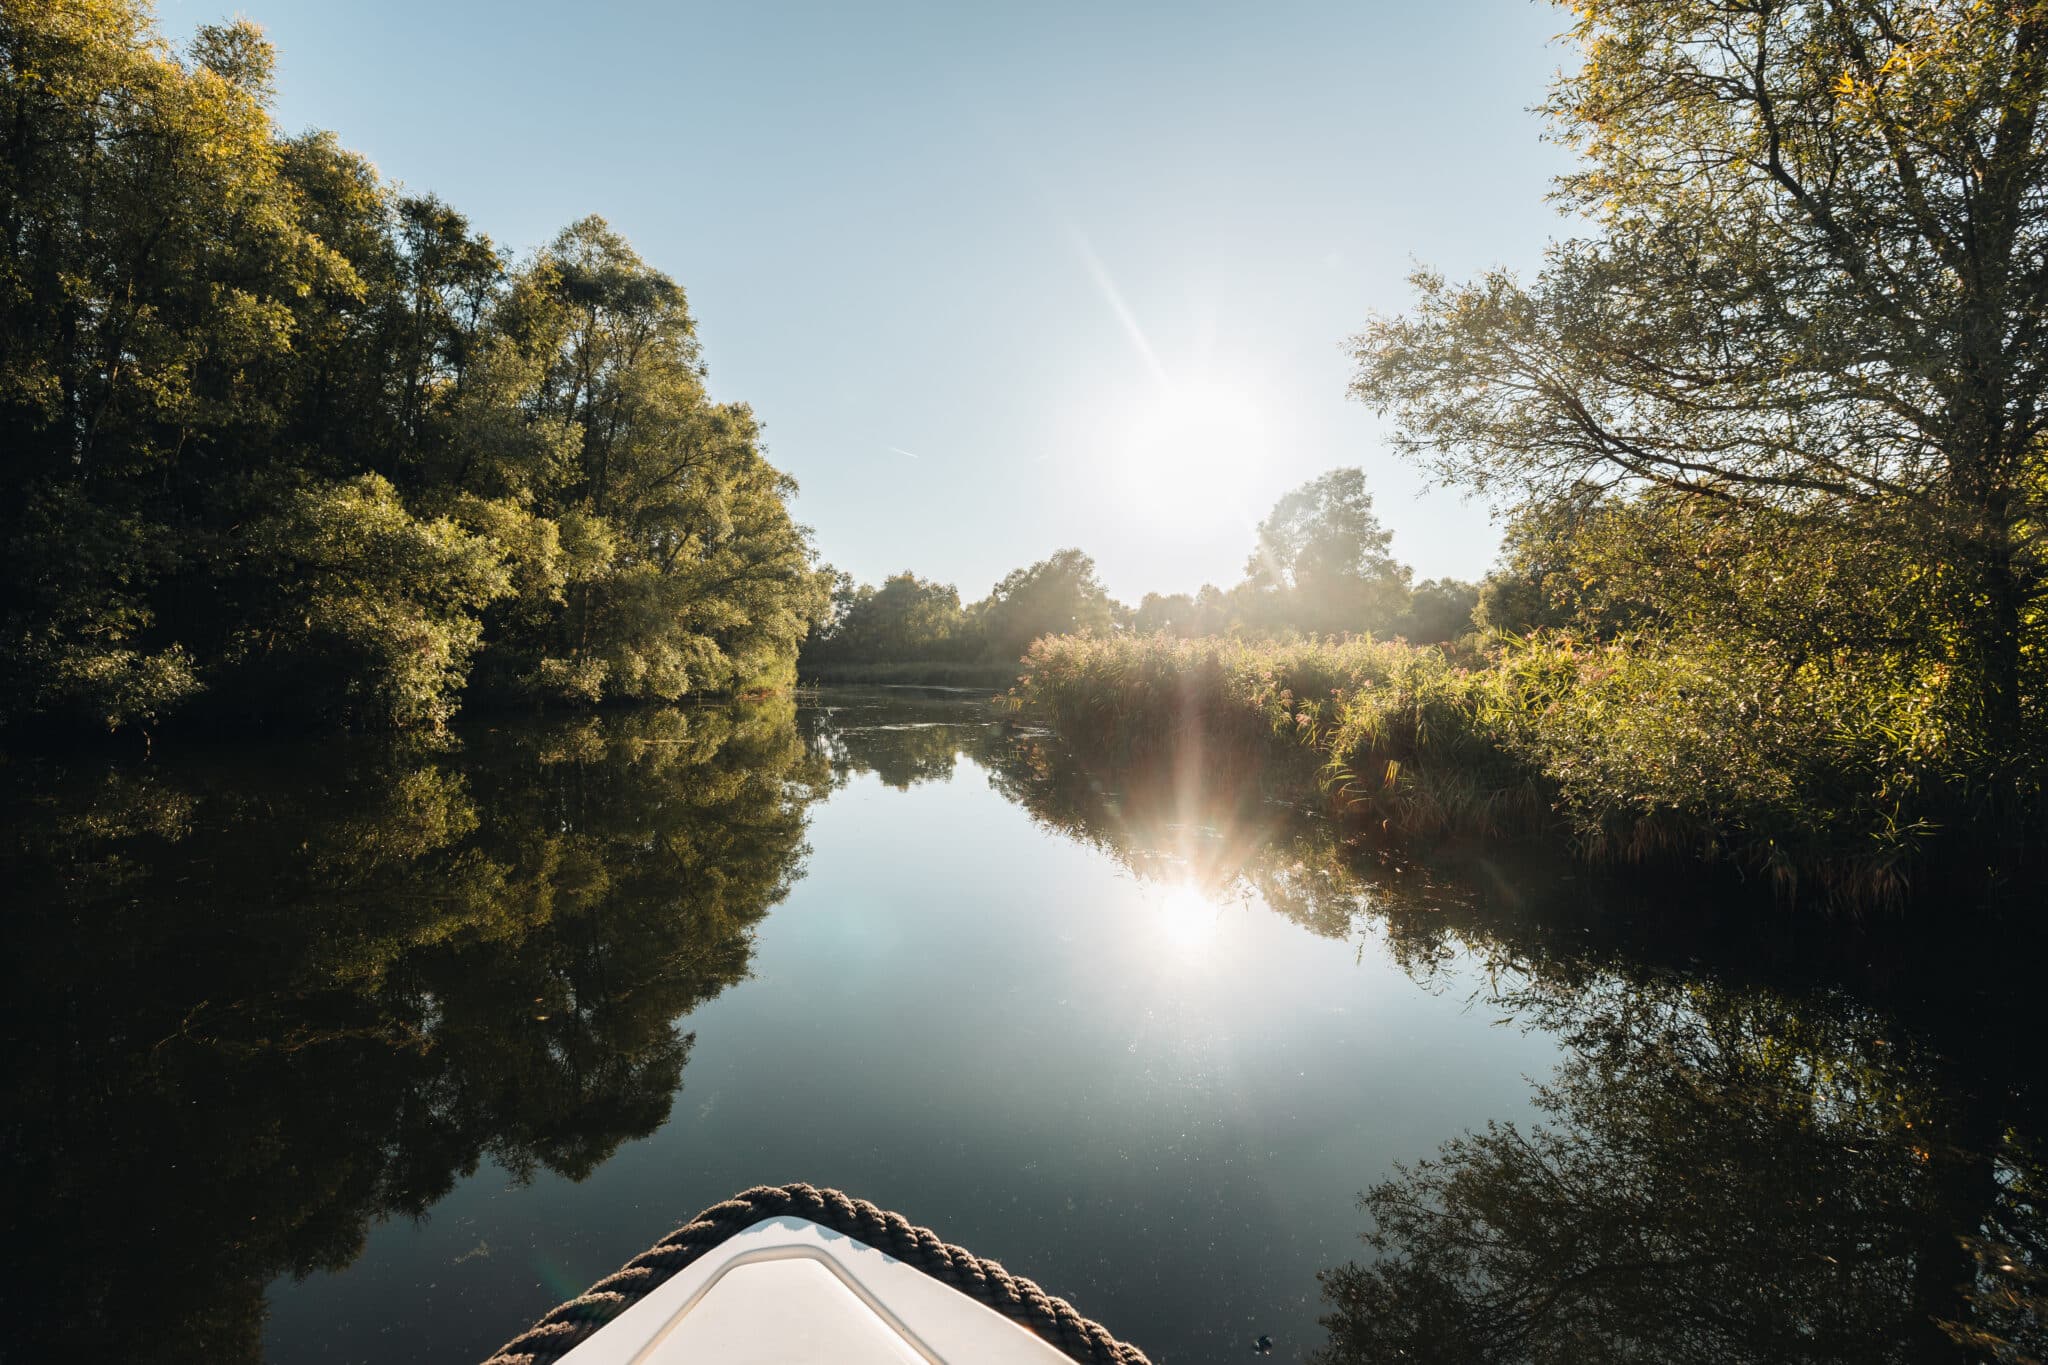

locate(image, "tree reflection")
(806, 710), (974, 790)
(807, 687), (1461, 940)
(0, 702), (825, 1362)
(808, 694), (2046, 1365)
(971, 717), (2048, 1365)
(1311, 962), (2045, 1365)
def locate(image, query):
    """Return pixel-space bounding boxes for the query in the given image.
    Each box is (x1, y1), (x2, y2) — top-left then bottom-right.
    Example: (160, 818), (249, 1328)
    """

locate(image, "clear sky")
(158, 0), (1576, 604)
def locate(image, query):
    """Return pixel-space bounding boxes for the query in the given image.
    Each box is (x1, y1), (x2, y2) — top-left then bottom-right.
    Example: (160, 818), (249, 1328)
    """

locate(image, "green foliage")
(0, 1), (825, 734)
(978, 547), (1117, 660)
(1012, 632), (1538, 841)
(244, 474), (512, 728)
(1242, 467), (1412, 635)
(1485, 626), (1989, 899)
(1351, 0), (2048, 810)
(806, 570), (975, 668)
(479, 219), (831, 705)
(798, 659), (1023, 689)
(1400, 577), (1482, 646)
(1124, 471), (1473, 644)
(1014, 624), (2003, 904)
(802, 548), (1122, 679)
(1473, 486), (1636, 636)
(1130, 585), (1234, 637)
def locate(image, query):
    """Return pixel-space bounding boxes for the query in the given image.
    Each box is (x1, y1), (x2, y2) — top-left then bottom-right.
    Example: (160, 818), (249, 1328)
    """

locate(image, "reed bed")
(1012, 632), (1965, 910)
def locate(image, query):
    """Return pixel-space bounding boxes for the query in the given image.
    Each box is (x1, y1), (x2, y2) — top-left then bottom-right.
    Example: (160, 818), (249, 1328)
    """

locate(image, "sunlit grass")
(1013, 630), (1953, 909)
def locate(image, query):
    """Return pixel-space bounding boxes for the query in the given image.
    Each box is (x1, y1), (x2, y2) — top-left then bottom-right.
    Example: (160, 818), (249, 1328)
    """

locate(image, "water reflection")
(813, 692), (2046, 1364)
(0, 703), (825, 1362)
(1311, 957), (2046, 1365)
(2, 691), (2040, 1364)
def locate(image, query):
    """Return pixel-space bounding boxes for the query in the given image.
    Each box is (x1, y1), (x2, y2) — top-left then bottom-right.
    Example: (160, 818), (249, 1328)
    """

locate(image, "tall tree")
(1243, 468), (1411, 635)
(805, 570), (970, 664)
(0, 6), (368, 726)
(488, 218), (829, 702)
(977, 548), (1116, 660)
(1399, 577), (1480, 645)
(1351, 0), (2048, 789)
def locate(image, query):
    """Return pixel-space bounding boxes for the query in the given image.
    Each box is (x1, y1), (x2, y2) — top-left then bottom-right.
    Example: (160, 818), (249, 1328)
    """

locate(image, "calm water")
(2, 691), (2039, 1363)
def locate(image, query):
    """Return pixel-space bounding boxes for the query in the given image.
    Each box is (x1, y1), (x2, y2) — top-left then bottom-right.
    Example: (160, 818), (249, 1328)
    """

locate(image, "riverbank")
(1008, 632), (2025, 914)
(800, 659), (1021, 689)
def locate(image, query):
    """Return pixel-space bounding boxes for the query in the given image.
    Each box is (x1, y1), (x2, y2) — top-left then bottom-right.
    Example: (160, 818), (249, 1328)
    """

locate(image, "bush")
(1014, 629), (1991, 909)
(1487, 634), (1959, 904)
(1012, 633), (1539, 838)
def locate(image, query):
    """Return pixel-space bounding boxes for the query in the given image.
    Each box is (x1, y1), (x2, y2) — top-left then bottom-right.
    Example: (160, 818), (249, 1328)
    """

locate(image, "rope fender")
(480, 1182), (1154, 1365)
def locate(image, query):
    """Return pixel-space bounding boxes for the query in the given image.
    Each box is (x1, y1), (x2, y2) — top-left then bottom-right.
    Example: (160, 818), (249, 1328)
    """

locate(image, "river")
(2, 690), (2038, 1363)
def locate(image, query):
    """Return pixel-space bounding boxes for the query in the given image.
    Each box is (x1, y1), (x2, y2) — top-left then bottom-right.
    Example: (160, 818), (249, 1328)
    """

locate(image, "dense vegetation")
(801, 548), (1116, 685)
(1, 1), (830, 735)
(802, 469), (1480, 683)
(1012, 623), (1991, 905)
(1012, 0), (2048, 909)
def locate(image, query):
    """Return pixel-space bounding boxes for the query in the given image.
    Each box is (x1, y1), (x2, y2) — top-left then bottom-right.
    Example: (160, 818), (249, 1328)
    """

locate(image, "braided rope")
(481, 1183), (1153, 1365)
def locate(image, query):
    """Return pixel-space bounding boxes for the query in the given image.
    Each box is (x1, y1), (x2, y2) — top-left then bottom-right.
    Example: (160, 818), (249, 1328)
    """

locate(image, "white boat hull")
(558, 1215), (1075, 1364)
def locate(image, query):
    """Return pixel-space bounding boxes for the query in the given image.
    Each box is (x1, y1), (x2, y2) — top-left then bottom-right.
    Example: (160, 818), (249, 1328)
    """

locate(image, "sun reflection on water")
(1153, 881), (1224, 952)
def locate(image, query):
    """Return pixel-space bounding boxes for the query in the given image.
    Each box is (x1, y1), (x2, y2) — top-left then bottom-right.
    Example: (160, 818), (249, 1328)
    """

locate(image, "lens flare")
(1154, 882), (1222, 951)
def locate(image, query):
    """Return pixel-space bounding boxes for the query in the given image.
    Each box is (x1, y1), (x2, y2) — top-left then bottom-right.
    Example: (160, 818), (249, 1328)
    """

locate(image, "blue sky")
(159, 0), (1576, 603)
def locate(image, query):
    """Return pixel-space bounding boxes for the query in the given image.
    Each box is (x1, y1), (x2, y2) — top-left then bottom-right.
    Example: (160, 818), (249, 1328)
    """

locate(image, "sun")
(1153, 881), (1223, 953)
(1112, 380), (1268, 521)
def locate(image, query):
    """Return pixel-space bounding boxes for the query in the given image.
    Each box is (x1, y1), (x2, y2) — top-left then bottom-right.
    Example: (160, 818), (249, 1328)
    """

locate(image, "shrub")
(1014, 628), (1989, 908)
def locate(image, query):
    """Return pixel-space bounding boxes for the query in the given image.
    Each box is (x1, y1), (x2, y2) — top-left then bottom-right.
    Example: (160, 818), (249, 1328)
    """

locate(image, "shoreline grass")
(1010, 632), (1978, 912)
(800, 660), (1022, 690)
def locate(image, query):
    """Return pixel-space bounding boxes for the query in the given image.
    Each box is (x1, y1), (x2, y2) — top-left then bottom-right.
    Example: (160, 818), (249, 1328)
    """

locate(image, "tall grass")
(1486, 633), (1953, 906)
(1013, 631), (1967, 909)
(1012, 633), (1543, 839)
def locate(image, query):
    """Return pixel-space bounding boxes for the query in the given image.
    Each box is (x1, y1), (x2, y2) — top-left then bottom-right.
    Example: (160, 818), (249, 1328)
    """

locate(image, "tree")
(0, 3), (828, 732)
(1351, 0), (2048, 791)
(976, 548), (1117, 660)
(805, 571), (972, 665)
(1133, 591), (1196, 636)
(0, 6), (374, 727)
(1243, 469), (1411, 635)
(1398, 577), (1480, 645)
(480, 218), (830, 702)
(1472, 487), (1632, 636)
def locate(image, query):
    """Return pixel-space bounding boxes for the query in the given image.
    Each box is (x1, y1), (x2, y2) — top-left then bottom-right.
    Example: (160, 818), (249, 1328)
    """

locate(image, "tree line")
(803, 466), (1483, 679)
(2, 2), (830, 735)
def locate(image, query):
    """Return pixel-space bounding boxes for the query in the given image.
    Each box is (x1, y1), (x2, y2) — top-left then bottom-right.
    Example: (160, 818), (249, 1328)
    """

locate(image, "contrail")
(1066, 226), (1170, 392)
(887, 446), (923, 461)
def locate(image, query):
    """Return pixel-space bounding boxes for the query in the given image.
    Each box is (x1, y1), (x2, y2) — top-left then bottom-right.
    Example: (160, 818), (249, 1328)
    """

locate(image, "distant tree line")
(1, 2), (831, 734)
(804, 468), (1482, 678)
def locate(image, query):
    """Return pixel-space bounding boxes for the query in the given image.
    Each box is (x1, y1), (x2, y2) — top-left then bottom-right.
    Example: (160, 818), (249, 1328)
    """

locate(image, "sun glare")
(1153, 882), (1224, 952)
(1113, 381), (1267, 520)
